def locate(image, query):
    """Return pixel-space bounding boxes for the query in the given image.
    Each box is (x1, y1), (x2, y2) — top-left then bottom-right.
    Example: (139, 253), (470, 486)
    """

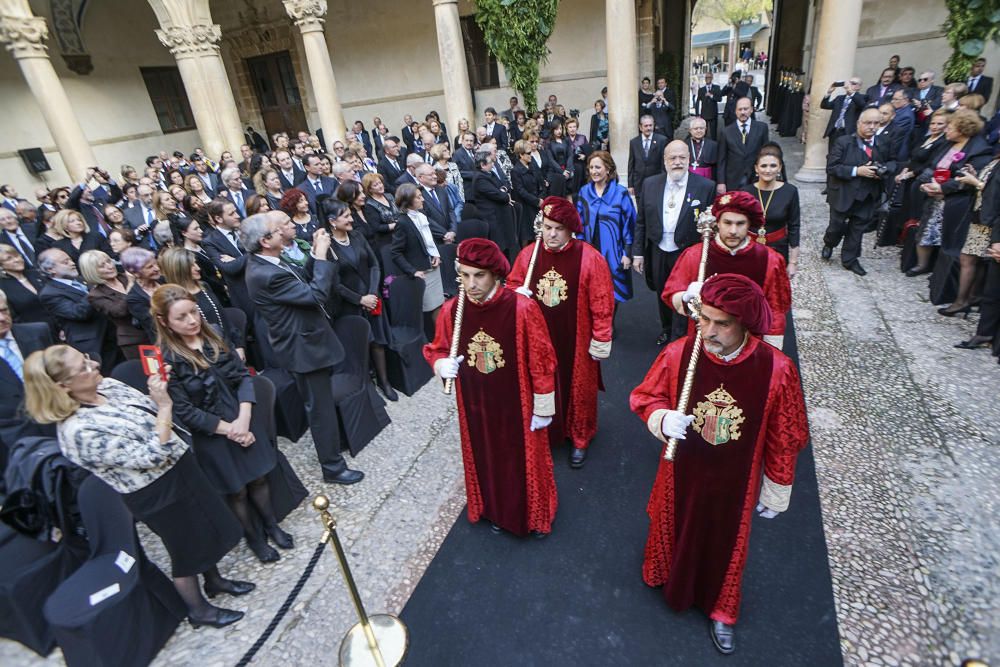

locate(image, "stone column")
(155, 23), (244, 159)
(795, 0), (863, 182)
(283, 0), (346, 147)
(432, 0), (475, 140)
(0, 3), (96, 183)
(607, 0), (639, 182)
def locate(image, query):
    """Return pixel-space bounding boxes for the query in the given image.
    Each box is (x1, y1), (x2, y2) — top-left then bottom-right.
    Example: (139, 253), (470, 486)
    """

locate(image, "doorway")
(246, 51), (308, 141)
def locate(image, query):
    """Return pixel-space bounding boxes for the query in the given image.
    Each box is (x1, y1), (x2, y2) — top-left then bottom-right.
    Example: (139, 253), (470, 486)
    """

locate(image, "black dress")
(544, 139), (574, 196)
(328, 232), (391, 346)
(190, 246), (231, 308)
(739, 183), (801, 262)
(52, 233), (111, 266)
(363, 197), (400, 250)
(165, 346), (277, 495)
(292, 215), (321, 243)
(0, 270), (57, 336)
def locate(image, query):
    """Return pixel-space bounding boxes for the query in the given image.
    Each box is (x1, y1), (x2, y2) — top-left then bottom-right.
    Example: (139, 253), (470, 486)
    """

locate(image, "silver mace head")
(696, 205), (716, 236)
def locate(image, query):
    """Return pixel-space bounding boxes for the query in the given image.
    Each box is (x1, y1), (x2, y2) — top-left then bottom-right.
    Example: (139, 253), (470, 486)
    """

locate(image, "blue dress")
(577, 180), (636, 302)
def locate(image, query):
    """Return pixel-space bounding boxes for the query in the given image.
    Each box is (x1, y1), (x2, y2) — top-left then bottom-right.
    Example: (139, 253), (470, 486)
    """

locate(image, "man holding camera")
(821, 78), (867, 152)
(648, 77), (676, 140)
(821, 108), (896, 276)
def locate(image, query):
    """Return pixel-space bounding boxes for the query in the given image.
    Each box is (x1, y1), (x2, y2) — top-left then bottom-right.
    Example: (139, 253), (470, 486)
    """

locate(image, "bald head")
(663, 140), (689, 179)
(857, 108), (882, 139)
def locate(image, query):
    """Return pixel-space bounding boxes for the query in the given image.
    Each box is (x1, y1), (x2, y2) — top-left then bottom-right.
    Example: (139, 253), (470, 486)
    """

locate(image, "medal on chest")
(692, 384), (745, 445)
(466, 329), (506, 375)
(536, 268), (569, 308)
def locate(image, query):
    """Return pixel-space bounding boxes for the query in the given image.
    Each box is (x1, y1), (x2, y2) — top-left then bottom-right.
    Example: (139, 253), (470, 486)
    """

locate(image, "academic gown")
(661, 238), (791, 343)
(507, 239), (614, 450)
(630, 335), (809, 623)
(424, 287), (558, 536)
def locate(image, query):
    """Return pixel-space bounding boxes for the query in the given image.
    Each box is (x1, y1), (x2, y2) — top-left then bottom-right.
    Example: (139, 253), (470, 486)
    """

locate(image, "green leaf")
(960, 37), (985, 55)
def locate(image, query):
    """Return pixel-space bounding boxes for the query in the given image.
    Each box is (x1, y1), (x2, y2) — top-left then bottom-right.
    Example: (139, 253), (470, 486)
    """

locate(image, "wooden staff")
(443, 282), (467, 395)
(664, 208), (715, 461)
(520, 210), (545, 292)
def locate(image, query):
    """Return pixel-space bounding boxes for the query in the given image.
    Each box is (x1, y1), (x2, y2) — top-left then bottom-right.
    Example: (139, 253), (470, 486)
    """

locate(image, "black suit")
(471, 172), (516, 257)
(51, 234), (112, 267)
(245, 254), (347, 475)
(352, 132), (373, 156)
(865, 83), (899, 108)
(1, 227), (36, 267)
(748, 86), (763, 111)
(402, 126), (416, 153)
(38, 279), (114, 369)
(394, 170), (418, 191)
(419, 186), (458, 242)
(453, 148), (478, 193)
(123, 203), (157, 248)
(968, 75), (994, 108)
(299, 176), (339, 215)
(277, 166), (306, 190)
(717, 120), (769, 190)
(484, 123), (507, 151)
(390, 213), (434, 277)
(194, 171), (221, 196)
(695, 84), (722, 138)
(328, 231), (380, 318)
(633, 172), (716, 337)
(821, 92), (868, 150)
(202, 227), (252, 316)
(377, 156), (406, 194)
(0, 271), (54, 335)
(688, 138), (720, 182)
(218, 186), (253, 218)
(511, 161), (545, 244)
(627, 133), (668, 194)
(823, 133), (896, 266)
(0, 323), (55, 458)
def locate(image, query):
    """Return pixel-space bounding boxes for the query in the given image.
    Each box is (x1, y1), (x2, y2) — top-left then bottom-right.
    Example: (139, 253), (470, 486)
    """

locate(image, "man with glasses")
(913, 71), (944, 125)
(821, 78), (867, 153)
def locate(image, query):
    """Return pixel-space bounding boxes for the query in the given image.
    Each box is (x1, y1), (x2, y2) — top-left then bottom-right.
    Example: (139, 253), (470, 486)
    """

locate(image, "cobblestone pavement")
(3, 131), (998, 667)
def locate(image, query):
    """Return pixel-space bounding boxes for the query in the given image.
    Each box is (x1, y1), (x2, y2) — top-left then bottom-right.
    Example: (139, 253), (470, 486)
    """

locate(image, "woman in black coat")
(153, 285), (296, 563)
(471, 153), (517, 260)
(543, 120), (574, 197)
(0, 245), (56, 335)
(50, 209), (111, 266)
(511, 139), (546, 246)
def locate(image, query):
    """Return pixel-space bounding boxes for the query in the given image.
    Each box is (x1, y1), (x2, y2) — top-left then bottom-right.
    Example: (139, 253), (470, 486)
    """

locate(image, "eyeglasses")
(918, 78), (930, 82)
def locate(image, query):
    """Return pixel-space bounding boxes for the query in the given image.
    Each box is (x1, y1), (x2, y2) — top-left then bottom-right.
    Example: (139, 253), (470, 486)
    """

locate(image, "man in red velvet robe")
(507, 196), (614, 468)
(662, 191), (791, 349)
(631, 273), (809, 655)
(424, 238), (560, 538)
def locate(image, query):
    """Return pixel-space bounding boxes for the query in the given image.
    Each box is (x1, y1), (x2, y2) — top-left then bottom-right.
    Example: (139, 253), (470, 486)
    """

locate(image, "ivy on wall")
(943, 0), (1000, 82)
(475, 0), (559, 112)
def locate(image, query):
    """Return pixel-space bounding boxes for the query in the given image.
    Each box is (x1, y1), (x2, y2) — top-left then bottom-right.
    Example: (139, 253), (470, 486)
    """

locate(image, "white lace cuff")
(533, 392), (555, 417)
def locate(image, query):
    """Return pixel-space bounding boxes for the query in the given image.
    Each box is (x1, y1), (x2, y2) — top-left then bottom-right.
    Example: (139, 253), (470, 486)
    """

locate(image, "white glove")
(681, 281), (703, 304)
(756, 503), (779, 519)
(529, 414), (553, 431)
(437, 355), (463, 379)
(661, 410), (695, 440)
(514, 285), (533, 298)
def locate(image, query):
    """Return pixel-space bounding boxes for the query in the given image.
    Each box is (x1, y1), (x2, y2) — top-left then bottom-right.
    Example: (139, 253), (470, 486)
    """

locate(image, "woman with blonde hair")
(50, 209), (109, 264)
(79, 249), (146, 358)
(184, 173), (213, 205)
(429, 142), (464, 201)
(253, 167), (285, 211)
(23, 344), (251, 628)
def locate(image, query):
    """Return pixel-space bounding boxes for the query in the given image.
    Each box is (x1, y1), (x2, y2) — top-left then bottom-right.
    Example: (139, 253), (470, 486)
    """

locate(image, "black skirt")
(122, 452), (241, 577)
(189, 407), (278, 496)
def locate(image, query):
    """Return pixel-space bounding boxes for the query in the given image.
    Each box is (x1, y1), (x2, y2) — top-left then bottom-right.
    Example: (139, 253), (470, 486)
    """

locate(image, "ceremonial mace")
(520, 209), (546, 292)
(442, 281), (467, 395)
(664, 206), (716, 462)
(313, 495), (408, 667)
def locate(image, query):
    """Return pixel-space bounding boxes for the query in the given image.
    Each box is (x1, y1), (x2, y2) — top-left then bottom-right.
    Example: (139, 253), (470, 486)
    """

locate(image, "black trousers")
(293, 367), (346, 475)
(648, 245), (688, 340)
(705, 118), (718, 141)
(824, 205), (872, 266)
(976, 259), (1000, 339)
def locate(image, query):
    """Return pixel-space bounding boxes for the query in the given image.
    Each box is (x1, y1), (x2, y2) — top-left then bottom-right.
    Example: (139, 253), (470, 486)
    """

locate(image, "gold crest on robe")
(535, 268), (568, 308)
(692, 385), (745, 446)
(466, 329), (506, 374)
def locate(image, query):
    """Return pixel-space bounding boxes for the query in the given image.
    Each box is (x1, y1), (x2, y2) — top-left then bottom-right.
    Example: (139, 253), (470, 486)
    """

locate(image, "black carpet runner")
(400, 285), (842, 666)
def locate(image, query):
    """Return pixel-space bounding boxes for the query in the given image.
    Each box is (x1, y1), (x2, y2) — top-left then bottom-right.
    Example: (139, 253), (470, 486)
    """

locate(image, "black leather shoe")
(204, 578), (255, 599)
(821, 245), (833, 260)
(844, 262), (867, 276)
(189, 606), (244, 629)
(955, 336), (992, 349)
(323, 468), (365, 485)
(248, 539), (280, 563)
(531, 530), (548, 539)
(710, 620), (735, 655)
(378, 381), (399, 402)
(655, 331), (670, 346)
(905, 265), (931, 277)
(569, 447), (587, 468)
(265, 523), (294, 549)
(489, 523), (502, 534)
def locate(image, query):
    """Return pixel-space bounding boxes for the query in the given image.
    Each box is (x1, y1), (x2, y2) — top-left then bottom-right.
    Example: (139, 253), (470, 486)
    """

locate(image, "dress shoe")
(531, 530), (548, 540)
(265, 523), (294, 549)
(820, 245), (833, 260)
(844, 262), (867, 276)
(709, 620), (736, 655)
(905, 265), (931, 277)
(203, 578), (256, 599)
(938, 304), (971, 319)
(955, 336), (992, 349)
(248, 539), (280, 563)
(489, 523), (502, 534)
(655, 331), (670, 346)
(323, 468), (365, 485)
(378, 381), (399, 402)
(569, 447), (587, 468)
(189, 606), (244, 629)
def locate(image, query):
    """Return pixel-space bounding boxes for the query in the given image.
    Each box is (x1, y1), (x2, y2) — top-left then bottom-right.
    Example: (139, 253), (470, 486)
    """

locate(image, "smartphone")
(832, 81), (845, 88)
(137, 345), (166, 381)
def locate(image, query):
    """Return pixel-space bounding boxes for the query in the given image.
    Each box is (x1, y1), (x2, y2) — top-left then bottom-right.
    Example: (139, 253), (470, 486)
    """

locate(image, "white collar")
(713, 332), (750, 362)
(714, 235), (749, 255)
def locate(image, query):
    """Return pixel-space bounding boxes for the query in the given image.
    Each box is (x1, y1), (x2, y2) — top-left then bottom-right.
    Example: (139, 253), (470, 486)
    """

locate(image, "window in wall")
(460, 16), (500, 90)
(140, 67), (195, 134)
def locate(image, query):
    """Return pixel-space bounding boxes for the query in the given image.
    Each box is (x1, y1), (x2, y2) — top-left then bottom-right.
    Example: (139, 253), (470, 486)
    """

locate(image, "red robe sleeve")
(630, 339), (685, 443)
(582, 245), (615, 348)
(763, 248), (791, 336)
(505, 244), (534, 291)
(518, 296), (557, 412)
(660, 245), (701, 308)
(758, 351), (809, 512)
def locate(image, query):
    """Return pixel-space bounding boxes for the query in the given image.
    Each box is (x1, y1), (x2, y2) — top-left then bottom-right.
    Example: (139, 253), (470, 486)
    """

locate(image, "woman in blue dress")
(576, 150), (636, 307)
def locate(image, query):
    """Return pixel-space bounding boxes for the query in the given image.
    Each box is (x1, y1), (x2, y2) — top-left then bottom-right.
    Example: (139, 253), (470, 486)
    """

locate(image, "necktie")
(9, 232), (32, 265)
(144, 206), (154, 225)
(228, 231), (243, 255)
(740, 124), (748, 143)
(311, 179), (322, 194)
(835, 96), (851, 129)
(428, 188), (440, 207)
(91, 204), (109, 236)
(233, 191), (244, 216)
(0, 339), (23, 382)
(70, 280), (88, 293)
(969, 77), (976, 91)
(864, 141), (873, 159)
(643, 139), (650, 157)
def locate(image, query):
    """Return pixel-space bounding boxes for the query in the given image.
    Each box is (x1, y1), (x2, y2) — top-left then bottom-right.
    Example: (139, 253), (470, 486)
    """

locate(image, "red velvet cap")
(541, 196), (583, 233)
(700, 273), (773, 335)
(711, 191), (764, 230)
(457, 238), (510, 278)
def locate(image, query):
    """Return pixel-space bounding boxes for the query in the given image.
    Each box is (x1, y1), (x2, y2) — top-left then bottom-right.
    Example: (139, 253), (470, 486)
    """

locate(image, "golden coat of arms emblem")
(692, 384), (745, 445)
(535, 268), (568, 308)
(466, 329), (506, 374)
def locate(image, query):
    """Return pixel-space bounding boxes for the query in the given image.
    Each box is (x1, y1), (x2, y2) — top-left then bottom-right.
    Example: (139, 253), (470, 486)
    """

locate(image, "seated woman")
(49, 209), (110, 265)
(24, 345), (252, 629)
(122, 247), (163, 341)
(152, 285), (295, 563)
(319, 199), (397, 401)
(79, 249), (148, 360)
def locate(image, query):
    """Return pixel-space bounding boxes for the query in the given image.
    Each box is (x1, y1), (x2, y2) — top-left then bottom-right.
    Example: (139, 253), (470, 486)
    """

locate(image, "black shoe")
(189, 606), (244, 629)
(709, 620), (736, 655)
(264, 523), (294, 549)
(248, 539), (280, 563)
(378, 381), (399, 402)
(531, 530), (548, 539)
(489, 523), (502, 534)
(569, 447), (587, 468)
(821, 245), (833, 260)
(655, 331), (670, 346)
(905, 265), (931, 277)
(844, 262), (867, 276)
(323, 468), (365, 485)
(204, 578), (256, 599)
(955, 336), (992, 349)
(938, 304), (971, 319)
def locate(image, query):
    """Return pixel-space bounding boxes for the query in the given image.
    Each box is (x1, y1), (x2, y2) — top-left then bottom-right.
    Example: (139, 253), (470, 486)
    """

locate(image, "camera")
(569, 108), (580, 119)
(872, 163), (889, 177)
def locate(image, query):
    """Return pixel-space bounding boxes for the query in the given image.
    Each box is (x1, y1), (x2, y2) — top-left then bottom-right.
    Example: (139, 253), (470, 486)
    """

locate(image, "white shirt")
(408, 210), (440, 259)
(658, 173), (688, 253)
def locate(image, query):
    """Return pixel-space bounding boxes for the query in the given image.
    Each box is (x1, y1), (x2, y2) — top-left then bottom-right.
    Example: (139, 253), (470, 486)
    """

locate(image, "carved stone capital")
(283, 0), (327, 32)
(156, 23), (222, 57)
(0, 15), (49, 58)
